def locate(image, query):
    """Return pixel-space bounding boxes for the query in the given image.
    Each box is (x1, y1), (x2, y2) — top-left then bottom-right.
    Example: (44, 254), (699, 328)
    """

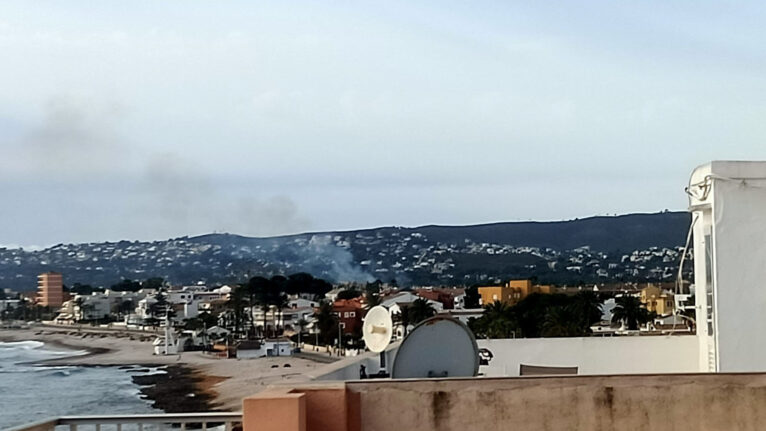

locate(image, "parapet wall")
(311, 335), (700, 381)
(244, 372), (766, 431)
(479, 335), (700, 376)
(347, 373), (766, 431)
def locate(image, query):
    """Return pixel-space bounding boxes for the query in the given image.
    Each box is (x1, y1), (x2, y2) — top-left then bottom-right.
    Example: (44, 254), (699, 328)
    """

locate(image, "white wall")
(478, 336), (700, 377)
(312, 336), (699, 380)
(312, 342), (400, 381)
(688, 161), (766, 373)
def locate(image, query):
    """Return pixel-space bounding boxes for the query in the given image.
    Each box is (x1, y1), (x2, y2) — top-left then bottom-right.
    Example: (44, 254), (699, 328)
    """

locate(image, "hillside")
(0, 211), (692, 290)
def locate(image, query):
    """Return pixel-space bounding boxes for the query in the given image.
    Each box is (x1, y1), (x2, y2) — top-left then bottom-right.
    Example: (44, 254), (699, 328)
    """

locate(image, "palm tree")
(408, 298), (436, 325)
(542, 306), (583, 337)
(296, 318), (309, 346)
(611, 295), (651, 330)
(478, 301), (517, 339)
(393, 306), (412, 337)
(227, 285), (248, 338)
(274, 294), (289, 335)
(314, 302), (338, 346)
(246, 276), (271, 337)
(570, 291), (603, 332)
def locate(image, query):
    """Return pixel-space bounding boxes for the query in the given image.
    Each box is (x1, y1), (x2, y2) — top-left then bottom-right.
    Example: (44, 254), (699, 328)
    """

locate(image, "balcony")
(4, 413), (242, 431)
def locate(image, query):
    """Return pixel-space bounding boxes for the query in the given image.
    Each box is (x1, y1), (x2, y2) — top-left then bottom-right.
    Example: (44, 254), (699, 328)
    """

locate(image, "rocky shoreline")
(1, 326), (322, 411)
(1, 331), (221, 414)
(129, 364), (221, 412)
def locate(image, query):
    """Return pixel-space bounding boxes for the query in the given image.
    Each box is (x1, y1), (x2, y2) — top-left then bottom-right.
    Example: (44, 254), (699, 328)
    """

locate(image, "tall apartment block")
(37, 272), (64, 307)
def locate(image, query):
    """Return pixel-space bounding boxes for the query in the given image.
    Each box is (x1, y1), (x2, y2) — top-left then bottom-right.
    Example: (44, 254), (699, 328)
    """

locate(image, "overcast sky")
(2, 1), (766, 247)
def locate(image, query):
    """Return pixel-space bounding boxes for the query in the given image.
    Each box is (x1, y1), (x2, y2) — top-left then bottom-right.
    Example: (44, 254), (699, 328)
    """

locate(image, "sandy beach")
(0, 325), (325, 411)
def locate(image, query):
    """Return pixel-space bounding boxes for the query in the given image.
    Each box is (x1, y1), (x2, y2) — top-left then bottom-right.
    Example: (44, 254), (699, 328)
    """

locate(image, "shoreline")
(0, 325), (323, 411)
(0, 328), (221, 413)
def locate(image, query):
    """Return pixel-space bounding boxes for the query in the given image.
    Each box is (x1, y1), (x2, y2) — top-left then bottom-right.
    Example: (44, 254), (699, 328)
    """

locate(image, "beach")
(0, 326), (324, 412)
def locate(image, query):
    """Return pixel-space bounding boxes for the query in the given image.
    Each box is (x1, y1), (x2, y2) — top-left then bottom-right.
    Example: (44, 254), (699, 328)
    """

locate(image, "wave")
(0, 341), (45, 350)
(0, 340), (88, 358)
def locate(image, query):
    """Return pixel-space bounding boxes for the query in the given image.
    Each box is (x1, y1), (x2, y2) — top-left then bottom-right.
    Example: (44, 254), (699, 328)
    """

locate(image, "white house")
(237, 339), (293, 359)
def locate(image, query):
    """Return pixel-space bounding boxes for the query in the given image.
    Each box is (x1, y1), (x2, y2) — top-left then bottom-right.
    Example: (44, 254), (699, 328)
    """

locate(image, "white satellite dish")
(363, 305), (393, 353)
(391, 316), (479, 379)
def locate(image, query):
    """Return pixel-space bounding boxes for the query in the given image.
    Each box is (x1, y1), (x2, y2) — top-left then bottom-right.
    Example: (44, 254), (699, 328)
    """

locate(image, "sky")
(2, 1), (766, 247)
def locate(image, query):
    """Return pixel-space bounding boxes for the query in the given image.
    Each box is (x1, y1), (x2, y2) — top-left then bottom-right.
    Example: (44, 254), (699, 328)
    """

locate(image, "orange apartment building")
(36, 271), (65, 307)
(478, 279), (552, 306)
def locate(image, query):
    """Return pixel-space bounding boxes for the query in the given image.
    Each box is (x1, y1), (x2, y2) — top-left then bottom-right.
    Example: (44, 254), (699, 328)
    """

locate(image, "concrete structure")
(36, 272), (64, 307)
(477, 280), (552, 306)
(242, 373), (766, 431)
(437, 308), (484, 325)
(477, 336), (698, 377)
(56, 290), (149, 322)
(238, 339), (294, 358)
(310, 335), (698, 381)
(688, 161), (766, 372)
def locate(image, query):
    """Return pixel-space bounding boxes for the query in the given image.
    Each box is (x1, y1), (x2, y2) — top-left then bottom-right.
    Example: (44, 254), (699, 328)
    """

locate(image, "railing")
(4, 413), (242, 431)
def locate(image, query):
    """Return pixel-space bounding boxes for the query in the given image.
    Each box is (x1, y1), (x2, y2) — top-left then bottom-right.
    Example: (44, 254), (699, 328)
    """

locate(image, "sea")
(0, 340), (161, 429)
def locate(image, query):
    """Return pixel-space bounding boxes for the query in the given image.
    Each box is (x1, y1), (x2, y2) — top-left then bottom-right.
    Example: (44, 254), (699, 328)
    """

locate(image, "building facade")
(639, 285), (675, 316)
(333, 298), (364, 335)
(478, 280), (552, 306)
(36, 272), (64, 307)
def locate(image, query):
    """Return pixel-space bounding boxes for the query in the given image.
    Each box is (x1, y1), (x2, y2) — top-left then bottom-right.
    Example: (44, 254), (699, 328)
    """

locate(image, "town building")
(36, 272), (65, 307)
(332, 297), (364, 335)
(478, 279), (552, 306)
(414, 287), (464, 309)
(639, 284), (675, 316)
(251, 305), (315, 335)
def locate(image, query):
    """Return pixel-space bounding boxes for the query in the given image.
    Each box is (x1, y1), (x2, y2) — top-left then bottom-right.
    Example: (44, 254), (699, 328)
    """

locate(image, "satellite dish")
(363, 306), (393, 353)
(391, 316), (479, 379)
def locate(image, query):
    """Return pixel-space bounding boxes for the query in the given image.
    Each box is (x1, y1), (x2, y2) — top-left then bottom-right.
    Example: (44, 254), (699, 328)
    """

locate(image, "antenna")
(391, 316), (479, 379)
(362, 306), (393, 353)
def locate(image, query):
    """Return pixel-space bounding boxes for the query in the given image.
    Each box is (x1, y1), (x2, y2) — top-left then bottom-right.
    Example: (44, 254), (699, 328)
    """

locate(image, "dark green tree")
(570, 291), (603, 332)
(142, 277), (165, 290)
(315, 301), (338, 345)
(337, 289), (362, 300)
(364, 292), (381, 309)
(227, 285), (249, 337)
(611, 295), (651, 330)
(542, 306), (584, 337)
(464, 285), (481, 308)
(393, 306), (412, 337)
(408, 298), (436, 325)
(470, 301), (517, 339)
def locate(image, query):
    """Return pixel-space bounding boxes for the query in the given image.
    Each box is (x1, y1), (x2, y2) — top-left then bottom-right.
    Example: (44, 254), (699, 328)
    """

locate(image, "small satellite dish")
(392, 316), (479, 379)
(363, 306), (393, 353)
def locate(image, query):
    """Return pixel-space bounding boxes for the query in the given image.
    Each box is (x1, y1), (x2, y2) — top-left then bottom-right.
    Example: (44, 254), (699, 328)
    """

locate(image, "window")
(350, 312), (355, 317)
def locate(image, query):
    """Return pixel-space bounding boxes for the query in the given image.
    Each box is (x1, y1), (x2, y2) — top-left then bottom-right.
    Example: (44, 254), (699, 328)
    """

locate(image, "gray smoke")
(140, 153), (310, 238)
(22, 96), (127, 173)
(302, 235), (374, 283)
